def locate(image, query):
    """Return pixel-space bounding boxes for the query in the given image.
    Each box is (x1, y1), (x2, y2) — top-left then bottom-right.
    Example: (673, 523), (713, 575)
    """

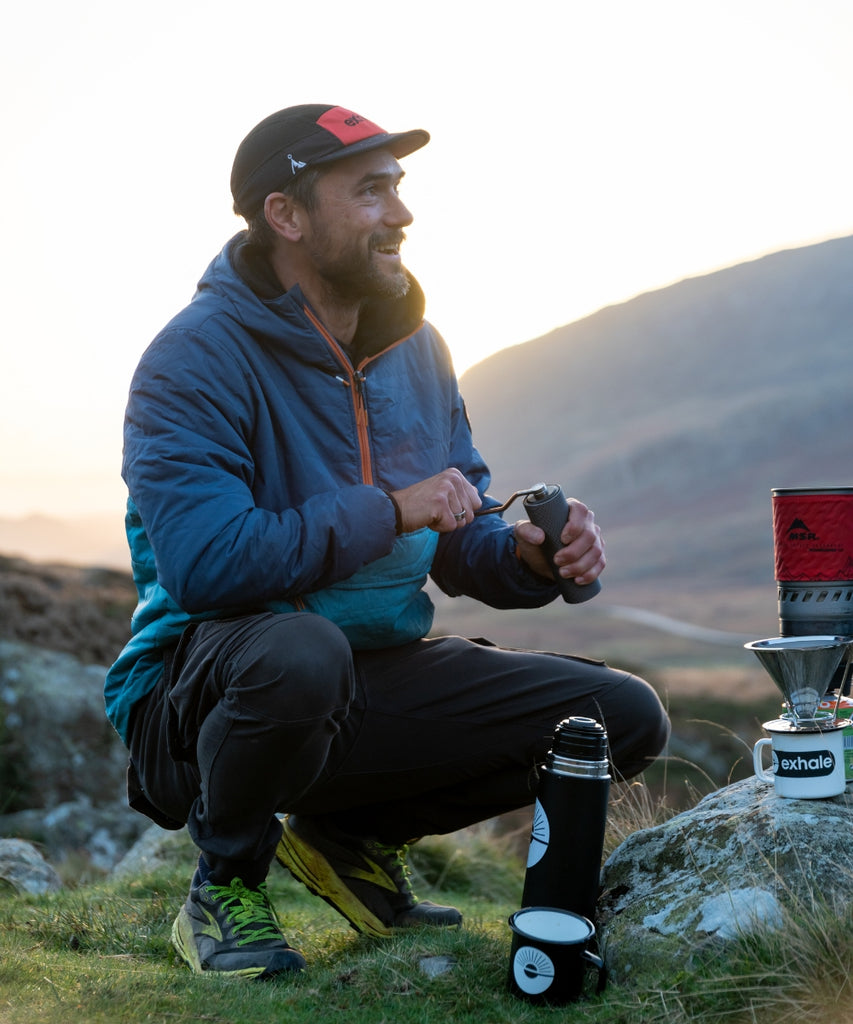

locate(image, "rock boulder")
(0, 639), (147, 871)
(597, 776), (853, 985)
(0, 838), (62, 894)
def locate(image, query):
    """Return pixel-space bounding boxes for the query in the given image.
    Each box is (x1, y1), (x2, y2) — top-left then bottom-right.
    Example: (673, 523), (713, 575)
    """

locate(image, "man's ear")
(264, 193), (304, 242)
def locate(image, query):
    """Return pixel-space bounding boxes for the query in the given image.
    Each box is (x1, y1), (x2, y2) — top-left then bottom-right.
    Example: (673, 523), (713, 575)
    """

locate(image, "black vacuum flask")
(521, 716), (611, 923)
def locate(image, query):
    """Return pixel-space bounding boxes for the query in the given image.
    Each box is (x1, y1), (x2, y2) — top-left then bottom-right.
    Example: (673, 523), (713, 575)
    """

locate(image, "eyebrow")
(355, 168), (406, 188)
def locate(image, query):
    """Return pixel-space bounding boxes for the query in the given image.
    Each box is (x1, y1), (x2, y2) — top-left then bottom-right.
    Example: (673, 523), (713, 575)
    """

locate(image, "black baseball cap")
(231, 104), (430, 218)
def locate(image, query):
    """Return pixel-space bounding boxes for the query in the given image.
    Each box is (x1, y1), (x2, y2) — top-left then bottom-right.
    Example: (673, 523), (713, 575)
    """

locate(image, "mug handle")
(582, 949), (607, 994)
(753, 737), (774, 782)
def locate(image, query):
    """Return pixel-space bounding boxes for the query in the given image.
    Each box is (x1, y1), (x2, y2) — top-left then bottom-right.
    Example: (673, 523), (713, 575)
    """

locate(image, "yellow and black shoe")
(171, 873), (306, 979)
(275, 814), (463, 938)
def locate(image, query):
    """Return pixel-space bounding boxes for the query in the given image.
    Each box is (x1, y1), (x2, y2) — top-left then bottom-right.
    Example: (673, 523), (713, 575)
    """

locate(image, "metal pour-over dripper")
(744, 635), (853, 727)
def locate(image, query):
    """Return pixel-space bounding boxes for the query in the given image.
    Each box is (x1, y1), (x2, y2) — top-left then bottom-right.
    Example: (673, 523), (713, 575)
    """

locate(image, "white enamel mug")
(753, 718), (847, 798)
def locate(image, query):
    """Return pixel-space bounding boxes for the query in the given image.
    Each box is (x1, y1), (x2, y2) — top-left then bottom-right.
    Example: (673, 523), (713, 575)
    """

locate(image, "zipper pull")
(353, 370), (369, 429)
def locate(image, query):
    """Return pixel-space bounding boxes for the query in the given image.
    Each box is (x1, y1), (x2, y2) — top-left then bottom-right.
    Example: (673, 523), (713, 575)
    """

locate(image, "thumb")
(514, 520), (545, 546)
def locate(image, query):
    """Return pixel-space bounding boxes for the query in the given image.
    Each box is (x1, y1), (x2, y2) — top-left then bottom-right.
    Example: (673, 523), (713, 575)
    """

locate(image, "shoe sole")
(171, 908), (279, 980)
(275, 822), (393, 938)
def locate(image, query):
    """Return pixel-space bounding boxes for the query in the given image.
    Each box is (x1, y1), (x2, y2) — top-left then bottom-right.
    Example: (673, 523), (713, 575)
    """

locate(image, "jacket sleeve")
(123, 330), (398, 613)
(429, 384), (560, 609)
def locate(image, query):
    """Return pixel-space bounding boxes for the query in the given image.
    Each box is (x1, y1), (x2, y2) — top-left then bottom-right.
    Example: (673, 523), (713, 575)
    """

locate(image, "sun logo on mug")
(513, 946), (555, 994)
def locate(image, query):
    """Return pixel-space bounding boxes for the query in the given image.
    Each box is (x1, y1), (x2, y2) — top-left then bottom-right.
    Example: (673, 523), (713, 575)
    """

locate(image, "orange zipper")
(303, 306), (374, 484)
(303, 305), (424, 487)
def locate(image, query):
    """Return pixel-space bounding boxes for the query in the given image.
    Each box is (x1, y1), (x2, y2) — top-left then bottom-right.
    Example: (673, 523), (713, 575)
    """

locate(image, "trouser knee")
(225, 612), (356, 721)
(607, 673), (670, 780)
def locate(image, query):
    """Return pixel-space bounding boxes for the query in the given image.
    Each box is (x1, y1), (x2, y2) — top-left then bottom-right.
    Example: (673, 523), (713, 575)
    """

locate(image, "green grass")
(0, 864), (523, 1024)
(3, 803), (853, 1024)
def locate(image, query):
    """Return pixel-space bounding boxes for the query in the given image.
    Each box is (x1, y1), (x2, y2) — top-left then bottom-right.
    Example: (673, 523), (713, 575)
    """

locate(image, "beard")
(311, 230), (410, 302)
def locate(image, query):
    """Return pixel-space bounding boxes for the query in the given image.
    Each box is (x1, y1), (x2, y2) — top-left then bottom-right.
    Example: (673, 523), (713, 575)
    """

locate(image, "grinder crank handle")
(522, 484), (602, 605)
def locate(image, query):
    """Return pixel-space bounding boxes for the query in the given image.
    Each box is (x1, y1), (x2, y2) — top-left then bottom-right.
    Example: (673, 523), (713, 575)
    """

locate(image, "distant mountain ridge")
(459, 233), (853, 589)
(0, 513), (128, 571)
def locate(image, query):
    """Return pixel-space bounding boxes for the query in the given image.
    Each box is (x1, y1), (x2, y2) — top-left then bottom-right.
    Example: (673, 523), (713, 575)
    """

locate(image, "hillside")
(0, 555), (136, 666)
(459, 234), (853, 598)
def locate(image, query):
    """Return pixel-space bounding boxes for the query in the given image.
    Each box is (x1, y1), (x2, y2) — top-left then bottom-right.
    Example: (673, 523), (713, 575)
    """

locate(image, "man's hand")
(513, 499), (605, 585)
(388, 469), (482, 533)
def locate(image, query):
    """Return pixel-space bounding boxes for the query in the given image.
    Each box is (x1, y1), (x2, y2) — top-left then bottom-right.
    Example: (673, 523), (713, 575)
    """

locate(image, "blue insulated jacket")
(105, 234), (558, 741)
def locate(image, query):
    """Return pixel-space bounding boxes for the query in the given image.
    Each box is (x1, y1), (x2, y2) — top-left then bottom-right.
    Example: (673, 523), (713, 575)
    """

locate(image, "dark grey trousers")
(126, 612), (669, 885)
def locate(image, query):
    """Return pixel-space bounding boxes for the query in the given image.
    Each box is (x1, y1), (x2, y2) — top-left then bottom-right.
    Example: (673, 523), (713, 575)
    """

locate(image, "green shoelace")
(207, 879), (283, 946)
(367, 840), (416, 900)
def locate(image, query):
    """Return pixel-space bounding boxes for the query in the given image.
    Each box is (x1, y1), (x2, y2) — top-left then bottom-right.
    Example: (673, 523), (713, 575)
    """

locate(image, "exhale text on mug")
(753, 719), (846, 799)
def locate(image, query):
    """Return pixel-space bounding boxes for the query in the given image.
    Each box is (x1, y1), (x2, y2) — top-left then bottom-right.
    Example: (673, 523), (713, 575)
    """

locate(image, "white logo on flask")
(527, 798), (550, 868)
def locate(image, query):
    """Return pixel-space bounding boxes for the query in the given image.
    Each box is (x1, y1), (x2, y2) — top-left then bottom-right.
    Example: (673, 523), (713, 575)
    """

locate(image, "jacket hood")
(194, 232), (427, 362)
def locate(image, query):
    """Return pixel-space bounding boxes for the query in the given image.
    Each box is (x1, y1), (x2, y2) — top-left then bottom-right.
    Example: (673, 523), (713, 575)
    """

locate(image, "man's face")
(299, 149), (415, 301)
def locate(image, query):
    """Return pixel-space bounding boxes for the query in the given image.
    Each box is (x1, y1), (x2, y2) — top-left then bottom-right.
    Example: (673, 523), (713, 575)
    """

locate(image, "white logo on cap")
(288, 153), (307, 175)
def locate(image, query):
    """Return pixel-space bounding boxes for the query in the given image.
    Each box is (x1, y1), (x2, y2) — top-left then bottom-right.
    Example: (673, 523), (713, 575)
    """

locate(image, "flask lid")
(550, 716), (609, 765)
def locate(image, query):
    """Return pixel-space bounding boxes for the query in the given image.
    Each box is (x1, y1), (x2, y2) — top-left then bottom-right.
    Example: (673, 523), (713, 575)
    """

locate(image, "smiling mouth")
(373, 232), (405, 258)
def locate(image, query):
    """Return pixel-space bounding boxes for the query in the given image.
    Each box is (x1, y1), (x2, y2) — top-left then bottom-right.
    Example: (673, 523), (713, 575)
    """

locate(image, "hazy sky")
(2, 0), (852, 518)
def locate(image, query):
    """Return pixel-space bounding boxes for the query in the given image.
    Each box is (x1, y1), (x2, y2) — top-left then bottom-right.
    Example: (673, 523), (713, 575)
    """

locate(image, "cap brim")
(312, 128), (430, 168)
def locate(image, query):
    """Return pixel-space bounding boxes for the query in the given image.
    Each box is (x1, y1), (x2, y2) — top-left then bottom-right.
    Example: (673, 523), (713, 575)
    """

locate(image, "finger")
(514, 519), (545, 546)
(559, 499), (593, 544)
(555, 523), (603, 561)
(556, 535), (606, 581)
(438, 498), (469, 531)
(462, 479), (482, 513)
(451, 506), (468, 527)
(449, 479), (481, 526)
(566, 551), (606, 585)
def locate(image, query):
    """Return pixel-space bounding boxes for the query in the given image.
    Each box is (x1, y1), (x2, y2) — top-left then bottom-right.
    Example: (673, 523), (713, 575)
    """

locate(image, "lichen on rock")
(598, 776), (853, 985)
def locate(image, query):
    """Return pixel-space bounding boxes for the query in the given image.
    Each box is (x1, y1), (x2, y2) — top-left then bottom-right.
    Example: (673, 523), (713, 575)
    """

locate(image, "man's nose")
(386, 193), (414, 227)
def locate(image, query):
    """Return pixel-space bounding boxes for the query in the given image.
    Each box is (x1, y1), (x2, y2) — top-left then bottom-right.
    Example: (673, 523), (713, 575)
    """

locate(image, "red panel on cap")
(317, 107), (385, 144)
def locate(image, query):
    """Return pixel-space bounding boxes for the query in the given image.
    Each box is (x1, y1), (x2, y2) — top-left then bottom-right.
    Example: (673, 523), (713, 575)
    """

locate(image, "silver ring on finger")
(453, 510), (466, 522)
